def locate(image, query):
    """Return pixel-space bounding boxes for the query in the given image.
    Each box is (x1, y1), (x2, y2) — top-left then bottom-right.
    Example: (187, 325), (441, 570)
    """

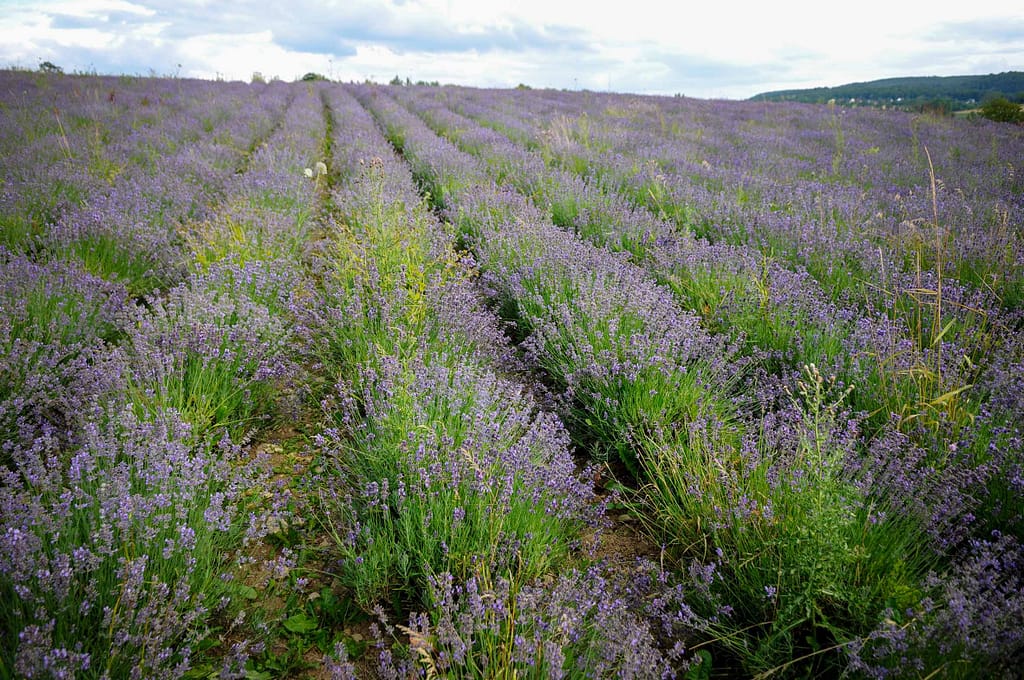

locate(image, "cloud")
(929, 17), (1024, 45)
(29, 36), (180, 77)
(27, 0), (597, 79)
(284, 17), (591, 57)
(46, 14), (100, 30)
(48, 10), (155, 30)
(66, 0), (594, 57)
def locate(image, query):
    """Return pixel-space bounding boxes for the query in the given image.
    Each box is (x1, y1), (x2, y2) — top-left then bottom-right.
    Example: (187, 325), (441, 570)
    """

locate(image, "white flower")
(303, 167), (313, 178)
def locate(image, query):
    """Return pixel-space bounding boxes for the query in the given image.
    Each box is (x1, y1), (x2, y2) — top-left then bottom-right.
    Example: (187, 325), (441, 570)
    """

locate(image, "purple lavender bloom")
(372, 562), (696, 678)
(1, 249), (133, 452)
(124, 260), (298, 438)
(847, 534), (1024, 678)
(1, 404), (276, 677)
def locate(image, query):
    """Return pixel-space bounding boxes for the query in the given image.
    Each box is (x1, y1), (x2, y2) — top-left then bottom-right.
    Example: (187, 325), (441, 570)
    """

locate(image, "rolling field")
(2, 70), (1022, 678)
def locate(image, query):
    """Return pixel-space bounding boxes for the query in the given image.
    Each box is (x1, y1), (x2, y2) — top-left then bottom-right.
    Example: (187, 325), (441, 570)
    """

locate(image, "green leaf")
(685, 650), (712, 680)
(283, 612), (319, 634)
(245, 669), (273, 680)
(237, 584), (258, 600)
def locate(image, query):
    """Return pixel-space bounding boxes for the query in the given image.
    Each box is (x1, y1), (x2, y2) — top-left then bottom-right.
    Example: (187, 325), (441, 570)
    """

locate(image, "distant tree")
(38, 61), (63, 74)
(980, 96), (1024, 123)
(251, 71), (266, 84)
(516, 83), (532, 90)
(301, 72), (328, 81)
(389, 75), (403, 86)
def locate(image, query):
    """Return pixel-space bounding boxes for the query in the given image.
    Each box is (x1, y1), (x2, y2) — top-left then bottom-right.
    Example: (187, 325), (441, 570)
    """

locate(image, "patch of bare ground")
(589, 459), (662, 568)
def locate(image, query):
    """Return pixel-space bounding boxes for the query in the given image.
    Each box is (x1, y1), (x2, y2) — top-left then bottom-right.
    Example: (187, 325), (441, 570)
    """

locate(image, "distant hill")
(751, 72), (1024, 111)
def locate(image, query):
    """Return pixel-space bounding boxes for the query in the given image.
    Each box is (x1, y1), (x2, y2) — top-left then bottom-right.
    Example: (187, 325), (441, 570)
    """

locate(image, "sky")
(0, 0), (1022, 99)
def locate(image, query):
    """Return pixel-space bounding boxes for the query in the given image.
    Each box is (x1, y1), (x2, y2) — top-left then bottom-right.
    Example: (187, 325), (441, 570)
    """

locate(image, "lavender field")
(2, 69), (1022, 679)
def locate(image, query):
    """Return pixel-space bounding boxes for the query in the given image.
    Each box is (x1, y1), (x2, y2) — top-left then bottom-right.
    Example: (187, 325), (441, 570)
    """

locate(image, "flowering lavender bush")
(637, 366), (953, 674)
(0, 249), (133, 454)
(316, 352), (600, 608)
(0, 405), (275, 678)
(124, 261), (297, 442)
(369, 562), (695, 679)
(847, 534), (1024, 678)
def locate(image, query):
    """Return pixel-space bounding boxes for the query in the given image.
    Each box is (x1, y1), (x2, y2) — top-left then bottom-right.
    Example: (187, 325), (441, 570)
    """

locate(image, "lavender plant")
(0, 405), (276, 678)
(299, 91), (606, 657)
(368, 562), (695, 679)
(847, 534), (1024, 678)
(124, 261), (297, 442)
(0, 250), (133, 454)
(636, 365), (953, 675)
(316, 353), (598, 608)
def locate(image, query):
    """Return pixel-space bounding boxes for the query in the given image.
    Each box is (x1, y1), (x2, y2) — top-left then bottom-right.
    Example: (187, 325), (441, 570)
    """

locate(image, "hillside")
(751, 71), (1024, 109)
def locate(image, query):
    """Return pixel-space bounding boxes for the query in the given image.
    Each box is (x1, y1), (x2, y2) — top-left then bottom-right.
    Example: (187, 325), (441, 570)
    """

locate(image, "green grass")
(66, 231), (177, 297)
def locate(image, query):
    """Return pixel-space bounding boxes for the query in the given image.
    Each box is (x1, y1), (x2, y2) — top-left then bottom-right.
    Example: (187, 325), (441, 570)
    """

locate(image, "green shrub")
(979, 96), (1024, 123)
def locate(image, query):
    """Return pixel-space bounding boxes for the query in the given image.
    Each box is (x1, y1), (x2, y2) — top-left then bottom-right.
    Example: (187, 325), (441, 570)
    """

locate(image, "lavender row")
(448, 86), (1021, 337)
(358, 85), (738, 469)
(1, 72), (285, 270)
(180, 82), (329, 272)
(122, 82), (326, 438)
(434, 86), (1024, 544)
(394, 87), (996, 456)
(0, 80), (298, 454)
(118, 81), (326, 458)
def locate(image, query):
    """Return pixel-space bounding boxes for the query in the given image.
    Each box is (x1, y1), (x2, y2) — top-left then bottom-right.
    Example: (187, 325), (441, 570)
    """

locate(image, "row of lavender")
(354, 83), (1024, 677)
(390, 87), (998, 448)
(467, 90), (1024, 450)
(308, 85), (694, 677)
(447, 85), (1024, 544)
(443, 89), (1024, 440)
(0, 72), (325, 677)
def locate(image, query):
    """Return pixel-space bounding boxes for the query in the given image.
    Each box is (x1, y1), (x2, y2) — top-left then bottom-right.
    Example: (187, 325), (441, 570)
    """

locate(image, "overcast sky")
(1, 0), (1022, 99)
